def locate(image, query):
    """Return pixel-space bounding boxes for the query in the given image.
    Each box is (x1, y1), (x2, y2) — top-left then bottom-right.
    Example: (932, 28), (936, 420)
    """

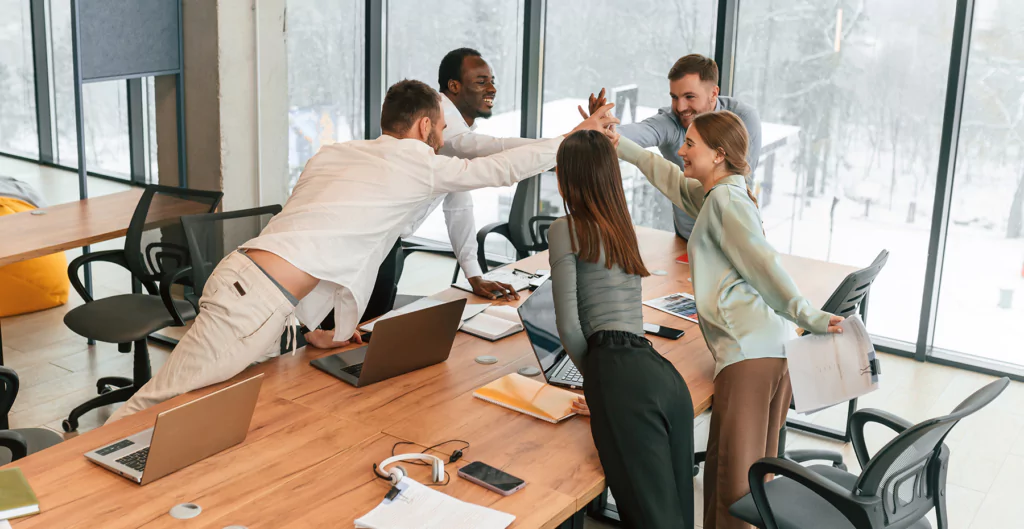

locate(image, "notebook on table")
(643, 292), (699, 323)
(460, 305), (524, 341)
(473, 373), (578, 423)
(0, 467), (39, 521)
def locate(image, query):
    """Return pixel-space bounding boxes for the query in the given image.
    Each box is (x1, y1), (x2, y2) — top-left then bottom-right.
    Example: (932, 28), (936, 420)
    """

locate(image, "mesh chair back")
(179, 205), (283, 297)
(820, 250), (889, 322)
(854, 377), (1009, 526)
(124, 185), (222, 287)
(507, 175), (543, 253)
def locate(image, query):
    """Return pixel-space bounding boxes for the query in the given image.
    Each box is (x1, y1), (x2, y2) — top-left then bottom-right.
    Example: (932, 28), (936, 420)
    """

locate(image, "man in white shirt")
(108, 80), (617, 421)
(385, 48), (545, 305)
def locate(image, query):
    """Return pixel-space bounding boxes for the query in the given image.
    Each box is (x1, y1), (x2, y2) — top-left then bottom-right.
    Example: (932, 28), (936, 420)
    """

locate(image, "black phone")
(457, 461), (526, 496)
(643, 322), (685, 340)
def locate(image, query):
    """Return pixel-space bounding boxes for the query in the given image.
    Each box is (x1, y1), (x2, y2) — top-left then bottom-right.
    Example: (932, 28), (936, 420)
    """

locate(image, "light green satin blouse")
(617, 137), (832, 377)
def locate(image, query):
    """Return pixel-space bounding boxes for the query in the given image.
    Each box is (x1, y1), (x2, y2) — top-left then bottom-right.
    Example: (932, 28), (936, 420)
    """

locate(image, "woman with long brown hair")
(549, 129), (695, 528)
(612, 110), (844, 529)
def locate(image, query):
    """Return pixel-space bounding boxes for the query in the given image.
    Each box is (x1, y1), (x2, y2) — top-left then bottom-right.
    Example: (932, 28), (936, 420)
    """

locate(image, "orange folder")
(473, 373), (578, 423)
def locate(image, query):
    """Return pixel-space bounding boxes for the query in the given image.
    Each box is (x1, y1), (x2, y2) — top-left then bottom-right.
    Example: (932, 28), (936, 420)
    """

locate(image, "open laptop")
(310, 298), (467, 387)
(85, 374), (263, 485)
(517, 281), (584, 389)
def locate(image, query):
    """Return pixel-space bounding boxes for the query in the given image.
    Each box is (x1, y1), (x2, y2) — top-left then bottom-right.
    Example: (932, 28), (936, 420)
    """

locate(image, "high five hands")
(576, 88), (619, 146)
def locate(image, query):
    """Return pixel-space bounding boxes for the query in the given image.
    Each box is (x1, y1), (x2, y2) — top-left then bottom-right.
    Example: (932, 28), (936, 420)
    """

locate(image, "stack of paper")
(355, 477), (514, 529)
(785, 315), (880, 413)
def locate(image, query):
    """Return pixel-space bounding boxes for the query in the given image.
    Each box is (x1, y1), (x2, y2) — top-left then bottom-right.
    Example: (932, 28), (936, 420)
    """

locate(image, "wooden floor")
(3, 157), (1024, 528)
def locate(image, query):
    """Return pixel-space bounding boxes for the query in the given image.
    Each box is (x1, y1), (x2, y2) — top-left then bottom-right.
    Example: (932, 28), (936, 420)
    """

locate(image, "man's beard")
(427, 129), (443, 153)
(476, 107), (493, 119)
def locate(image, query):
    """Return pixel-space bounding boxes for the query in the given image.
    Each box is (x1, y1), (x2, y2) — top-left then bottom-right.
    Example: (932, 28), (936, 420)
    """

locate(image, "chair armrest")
(785, 449), (845, 469)
(476, 222), (511, 274)
(747, 457), (876, 529)
(0, 367), (19, 417)
(850, 408), (914, 469)
(528, 215), (559, 249)
(160, 266), (195, 327)
(0, 430), (27, 461)
(67, 250), (134, 302)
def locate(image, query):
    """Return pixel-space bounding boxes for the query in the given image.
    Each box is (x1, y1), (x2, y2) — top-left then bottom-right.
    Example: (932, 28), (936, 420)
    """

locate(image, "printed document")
(355, 477), (515, 529)
(785, 315), (880, 413)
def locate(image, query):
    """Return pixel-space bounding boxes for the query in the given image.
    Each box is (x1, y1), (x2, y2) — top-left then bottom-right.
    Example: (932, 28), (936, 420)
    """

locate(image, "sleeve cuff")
(460, 259), (483, 280)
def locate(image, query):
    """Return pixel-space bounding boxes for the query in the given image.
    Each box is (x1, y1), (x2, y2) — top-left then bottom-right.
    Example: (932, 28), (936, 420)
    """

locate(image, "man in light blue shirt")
(590, 54), (762, 239)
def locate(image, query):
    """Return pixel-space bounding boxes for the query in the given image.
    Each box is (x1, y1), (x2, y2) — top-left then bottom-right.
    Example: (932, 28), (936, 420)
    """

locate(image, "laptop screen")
(516, 281), (564, 373)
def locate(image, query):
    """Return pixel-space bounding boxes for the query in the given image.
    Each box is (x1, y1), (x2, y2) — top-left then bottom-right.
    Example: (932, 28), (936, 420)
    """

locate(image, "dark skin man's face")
(448, 56), (496, 126)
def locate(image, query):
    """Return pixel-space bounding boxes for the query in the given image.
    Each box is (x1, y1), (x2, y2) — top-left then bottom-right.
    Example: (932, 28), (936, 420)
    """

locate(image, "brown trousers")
(704, 358), (792, 529)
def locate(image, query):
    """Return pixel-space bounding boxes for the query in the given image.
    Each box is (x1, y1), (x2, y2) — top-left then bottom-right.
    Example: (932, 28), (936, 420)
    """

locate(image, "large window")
(50, 0), (131, 178)
(733, 0), (956, 345)
(386, 0), (525, 256)
(0, 0), (38, 158)
(285, 0), (365, 205)
(542, 0), (718, 232)
(934, 0), (1024, 367)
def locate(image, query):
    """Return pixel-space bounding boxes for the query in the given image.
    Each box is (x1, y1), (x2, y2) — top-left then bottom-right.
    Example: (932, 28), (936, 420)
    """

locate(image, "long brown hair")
(689, 111), (760, 208)
(556, 130), (650, 277)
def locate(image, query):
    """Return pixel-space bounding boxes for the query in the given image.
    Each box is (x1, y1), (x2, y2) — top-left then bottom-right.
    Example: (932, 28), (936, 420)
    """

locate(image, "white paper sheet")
(360, 300), (492, 333)
(355, 477), (515, 529)
(0, 520), (11, 529)
(785, 315), (880, 413)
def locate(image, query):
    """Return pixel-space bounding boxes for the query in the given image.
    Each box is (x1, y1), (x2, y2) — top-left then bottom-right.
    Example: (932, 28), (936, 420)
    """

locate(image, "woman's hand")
(825, 314), (845, 334)
(571, 397), (590, 416)
(305, 329), (364, 349)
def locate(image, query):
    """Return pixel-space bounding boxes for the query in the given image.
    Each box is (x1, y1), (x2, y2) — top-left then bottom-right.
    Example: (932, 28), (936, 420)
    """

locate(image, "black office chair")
(782, 249), (890, 468)
(61, 185), (222, 431)
(1, 367), (63, 463)
(731, 377), (1010, 529)
(475, 174), (559, 273)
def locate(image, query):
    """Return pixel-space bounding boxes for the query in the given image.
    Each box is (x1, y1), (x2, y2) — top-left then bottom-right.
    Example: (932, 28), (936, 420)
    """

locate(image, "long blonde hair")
(690, 111), (759, 208)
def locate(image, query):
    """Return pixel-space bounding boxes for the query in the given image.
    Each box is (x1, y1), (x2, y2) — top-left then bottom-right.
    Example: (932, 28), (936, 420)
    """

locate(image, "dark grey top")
(547, 217), (644, 373)
(617, 96), (762, 238)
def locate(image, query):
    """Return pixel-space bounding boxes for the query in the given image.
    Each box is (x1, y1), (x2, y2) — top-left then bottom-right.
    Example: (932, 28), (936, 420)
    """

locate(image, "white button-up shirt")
(400, 93), (540, 278)
(242, 133), (563, 341)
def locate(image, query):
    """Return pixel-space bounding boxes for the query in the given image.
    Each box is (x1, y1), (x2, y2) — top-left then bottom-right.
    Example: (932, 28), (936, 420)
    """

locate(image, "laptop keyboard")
(96, 439), (135, 456)
(342, 363), (364, 378)
(115, 447), (150, 472)
(561, 364), (583, 384)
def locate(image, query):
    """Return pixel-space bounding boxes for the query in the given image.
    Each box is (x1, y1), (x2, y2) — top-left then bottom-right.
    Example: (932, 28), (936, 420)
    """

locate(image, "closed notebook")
(0, 468), (40, 520)
(460, 305), (523, 341)
(473, 373), (577, 423)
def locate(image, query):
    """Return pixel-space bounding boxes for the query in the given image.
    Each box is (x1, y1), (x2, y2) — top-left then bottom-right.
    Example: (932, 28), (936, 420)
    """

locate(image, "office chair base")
(64, 383), (140, 432)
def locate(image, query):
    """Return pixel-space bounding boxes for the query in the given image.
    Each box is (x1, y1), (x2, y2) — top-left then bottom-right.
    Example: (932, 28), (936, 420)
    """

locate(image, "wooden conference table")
(3, 227), (856, 528)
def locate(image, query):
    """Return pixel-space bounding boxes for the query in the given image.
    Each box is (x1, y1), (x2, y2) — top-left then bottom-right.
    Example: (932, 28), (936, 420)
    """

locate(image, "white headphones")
(374, 453), (446, 485)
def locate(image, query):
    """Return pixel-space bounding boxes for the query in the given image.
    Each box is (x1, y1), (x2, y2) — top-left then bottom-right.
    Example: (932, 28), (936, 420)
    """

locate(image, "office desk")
(3, 227), (856, 528)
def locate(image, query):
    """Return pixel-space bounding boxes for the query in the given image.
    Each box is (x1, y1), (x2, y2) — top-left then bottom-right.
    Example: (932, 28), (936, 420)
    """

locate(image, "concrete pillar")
(155, 0), (288, 213)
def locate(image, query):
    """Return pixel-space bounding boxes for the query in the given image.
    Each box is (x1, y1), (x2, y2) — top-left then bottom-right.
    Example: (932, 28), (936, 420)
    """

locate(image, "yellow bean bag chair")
(0, 197), (70, 317)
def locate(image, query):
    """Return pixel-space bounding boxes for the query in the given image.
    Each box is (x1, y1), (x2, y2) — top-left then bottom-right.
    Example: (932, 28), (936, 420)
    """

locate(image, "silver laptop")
(310, 298), (467, 387)
(85, 374), (263, 485)
(517, 281), (584, 389)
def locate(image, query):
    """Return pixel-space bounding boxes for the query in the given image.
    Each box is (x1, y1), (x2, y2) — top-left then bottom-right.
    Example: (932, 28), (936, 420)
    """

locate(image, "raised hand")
(589, 88), (607, 117)
(570, 103), (619, 135)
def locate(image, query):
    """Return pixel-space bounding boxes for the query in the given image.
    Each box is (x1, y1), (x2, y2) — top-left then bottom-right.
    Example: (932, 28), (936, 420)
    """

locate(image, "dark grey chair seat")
(63, 294), (197, 344)
(730, 464), (930, 529)
(0, 428), (64, 465)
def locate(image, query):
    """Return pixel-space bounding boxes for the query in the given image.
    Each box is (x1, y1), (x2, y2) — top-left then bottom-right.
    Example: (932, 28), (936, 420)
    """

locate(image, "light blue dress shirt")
(617, 137), (831, 377)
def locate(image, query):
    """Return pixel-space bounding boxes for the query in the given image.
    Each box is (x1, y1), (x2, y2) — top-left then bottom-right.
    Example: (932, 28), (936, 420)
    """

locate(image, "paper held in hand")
(784, 315), (881, 414)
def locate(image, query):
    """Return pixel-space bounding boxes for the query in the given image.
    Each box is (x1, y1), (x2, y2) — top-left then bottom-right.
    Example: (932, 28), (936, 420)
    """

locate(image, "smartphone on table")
(457, 461), (526, 496)
(643, 322), (685, 340)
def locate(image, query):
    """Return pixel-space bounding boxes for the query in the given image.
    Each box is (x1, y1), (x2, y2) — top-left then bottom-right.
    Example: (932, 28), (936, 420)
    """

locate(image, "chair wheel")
(693, 464), (700, 476)
(62, 419), (77, 432)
